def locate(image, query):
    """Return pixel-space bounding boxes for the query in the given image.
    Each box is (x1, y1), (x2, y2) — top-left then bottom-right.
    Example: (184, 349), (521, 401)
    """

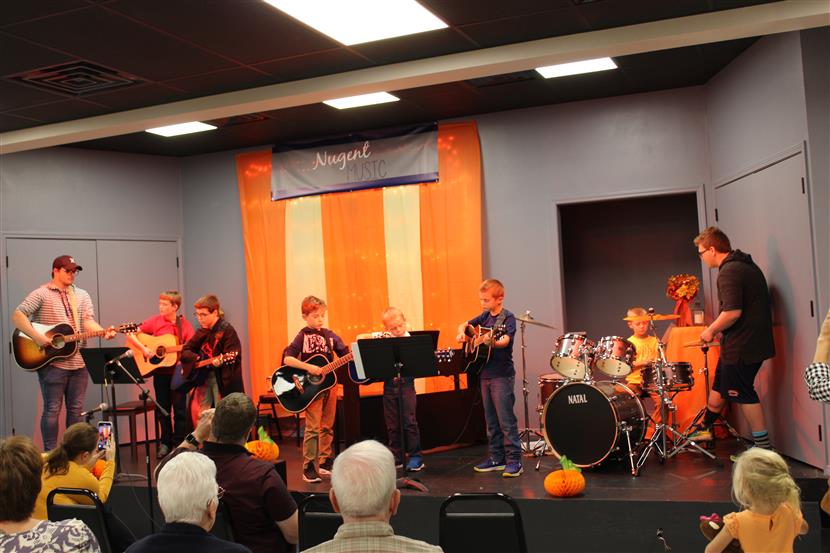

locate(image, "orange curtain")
(236, 121), (482, 398)
(236, 151), (288, 401)
(420, 122), (482, 391)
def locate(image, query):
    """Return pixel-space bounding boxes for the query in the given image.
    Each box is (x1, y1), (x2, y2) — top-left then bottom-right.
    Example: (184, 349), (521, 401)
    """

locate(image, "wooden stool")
(105, 400), (160, 461)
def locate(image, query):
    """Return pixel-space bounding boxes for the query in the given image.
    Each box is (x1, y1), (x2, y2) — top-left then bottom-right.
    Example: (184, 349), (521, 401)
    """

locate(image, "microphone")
(81, 402), (108, 418)
(647, 307), (655, 314)
(106, 349), (134, 365)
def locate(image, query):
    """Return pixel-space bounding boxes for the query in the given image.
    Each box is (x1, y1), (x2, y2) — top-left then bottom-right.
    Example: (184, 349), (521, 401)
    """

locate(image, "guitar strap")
(175, 314), (183, 344)
(66, 285), (80, 332)
(494, 311), (506, 335)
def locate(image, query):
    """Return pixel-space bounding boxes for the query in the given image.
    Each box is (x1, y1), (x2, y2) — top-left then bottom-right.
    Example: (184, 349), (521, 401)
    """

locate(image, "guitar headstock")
(213, 351), (240, 366)
(435, 348), (455, 363)
(117, 322), (140, 334)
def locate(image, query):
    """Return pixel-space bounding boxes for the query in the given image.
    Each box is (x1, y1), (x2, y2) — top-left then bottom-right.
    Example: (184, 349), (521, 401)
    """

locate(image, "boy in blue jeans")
(456, 279), (522, 477)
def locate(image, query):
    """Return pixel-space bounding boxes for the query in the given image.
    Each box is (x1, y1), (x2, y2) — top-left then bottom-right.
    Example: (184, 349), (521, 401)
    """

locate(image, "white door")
(96, 240), (181, 444)
(714, 152), (823, 468)
(3, 239), (100, 445)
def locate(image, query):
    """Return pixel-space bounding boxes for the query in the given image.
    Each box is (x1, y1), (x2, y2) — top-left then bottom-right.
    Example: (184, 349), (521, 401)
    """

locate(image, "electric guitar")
(348, 347), (457, 384)
(128, 333), (185, 377)
(13, 322), (139, 371)
(462, 324), (508, 374)
(175, 351), (240, 390)
(270, 353), (354, 414)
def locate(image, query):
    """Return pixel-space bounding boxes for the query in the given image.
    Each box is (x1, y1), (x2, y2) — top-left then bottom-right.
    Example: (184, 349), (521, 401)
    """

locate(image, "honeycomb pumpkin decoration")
(90, 459), (107, 479)
(544, 456), (585, 497)
(245, 426), (280, 462)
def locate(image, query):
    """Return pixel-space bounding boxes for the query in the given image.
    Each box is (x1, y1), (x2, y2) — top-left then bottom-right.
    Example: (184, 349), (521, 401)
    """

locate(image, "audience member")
(125, 452), (250, 553)
(705, 448), (807, 553)
(0, 435), (100, 553)
(804, 308), (830, 516)
(158, 393), (298, 553)
(305, 439), (442, 552)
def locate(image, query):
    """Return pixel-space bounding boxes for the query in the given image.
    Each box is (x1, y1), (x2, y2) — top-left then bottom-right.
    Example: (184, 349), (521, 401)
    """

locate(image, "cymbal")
(516, 314), (557, 330)
(623, 314), (681, 322)
(683, 340), (720, 348)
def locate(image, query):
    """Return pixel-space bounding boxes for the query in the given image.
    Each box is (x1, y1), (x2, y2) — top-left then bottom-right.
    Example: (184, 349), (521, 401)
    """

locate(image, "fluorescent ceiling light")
(262, 0), (447, 45)
(536, 57), (618, 79)
(145, 122), (217, 137)
(323, 92), (400, 109)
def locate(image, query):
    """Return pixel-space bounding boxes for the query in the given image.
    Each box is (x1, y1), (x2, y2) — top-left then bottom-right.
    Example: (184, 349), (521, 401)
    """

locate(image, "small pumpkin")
(245, 426), (280, 462)
(544, 455), (585, 497)
(90, 459), (107, 479)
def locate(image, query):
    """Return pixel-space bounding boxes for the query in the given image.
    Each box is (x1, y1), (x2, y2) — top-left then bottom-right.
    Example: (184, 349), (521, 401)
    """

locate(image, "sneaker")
(406, 456), (425, 472)
(302, 463), (322, 483)
(687, 425), (713, 442)
(318, 458), (333, 477)
(473, 458), (506, 472)
(156, 444), (170, 459)
(502, 461), (523, 478)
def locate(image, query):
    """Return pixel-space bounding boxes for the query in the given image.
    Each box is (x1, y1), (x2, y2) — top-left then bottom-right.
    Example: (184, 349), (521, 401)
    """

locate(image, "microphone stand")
(107, 358), (166, 533)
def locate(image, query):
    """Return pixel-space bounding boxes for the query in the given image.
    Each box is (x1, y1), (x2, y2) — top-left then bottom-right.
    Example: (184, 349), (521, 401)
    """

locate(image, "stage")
(111, 435), (827, 552)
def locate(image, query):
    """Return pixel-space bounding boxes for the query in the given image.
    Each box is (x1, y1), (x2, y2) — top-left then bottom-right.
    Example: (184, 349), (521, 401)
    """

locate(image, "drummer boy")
(624, 306), (659, 395)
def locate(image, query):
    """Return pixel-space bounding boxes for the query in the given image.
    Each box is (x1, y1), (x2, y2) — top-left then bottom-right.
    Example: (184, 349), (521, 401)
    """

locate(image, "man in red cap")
(12, 255), (116, 450)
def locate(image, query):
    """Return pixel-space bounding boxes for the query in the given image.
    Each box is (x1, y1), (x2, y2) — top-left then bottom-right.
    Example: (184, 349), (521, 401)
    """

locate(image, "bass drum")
(542, 381), (645, 468)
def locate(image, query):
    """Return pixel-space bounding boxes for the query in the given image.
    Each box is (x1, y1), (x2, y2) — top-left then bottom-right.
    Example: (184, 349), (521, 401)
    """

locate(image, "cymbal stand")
(517, 317), (546, 465)
(675, 344), (747, 453)
(635, 311), (715, 475)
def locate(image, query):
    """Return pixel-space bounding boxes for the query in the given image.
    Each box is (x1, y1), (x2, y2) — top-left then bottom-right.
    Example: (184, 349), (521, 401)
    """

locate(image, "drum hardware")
(516, 312), (558, 330)
(517, 310), (554, 465)
(674, 342), (748, 455)
(635, 309), (715, 475)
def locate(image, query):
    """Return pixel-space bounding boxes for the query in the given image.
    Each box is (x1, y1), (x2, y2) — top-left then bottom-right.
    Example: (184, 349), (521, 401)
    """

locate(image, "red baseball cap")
(52, 255), (83, 272)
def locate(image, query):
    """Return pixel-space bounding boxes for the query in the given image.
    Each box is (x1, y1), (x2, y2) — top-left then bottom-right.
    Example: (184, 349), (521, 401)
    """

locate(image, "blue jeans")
(480, 375), (521, 463)
(37, 365), (89, 451)
(383, 377), (422, 462)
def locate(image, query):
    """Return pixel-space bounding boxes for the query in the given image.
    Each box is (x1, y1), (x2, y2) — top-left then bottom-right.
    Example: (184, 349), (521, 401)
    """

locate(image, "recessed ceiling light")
(262, 0), (447, 45)
(145, 122), (217, 137)
(323, 92), (400, 109)
(535, 57), (618, 79)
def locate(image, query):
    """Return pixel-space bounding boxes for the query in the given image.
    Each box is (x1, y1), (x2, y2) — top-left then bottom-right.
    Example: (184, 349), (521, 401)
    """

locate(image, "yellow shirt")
(33, 459), (115, 520)
(625, 334), (659, 387)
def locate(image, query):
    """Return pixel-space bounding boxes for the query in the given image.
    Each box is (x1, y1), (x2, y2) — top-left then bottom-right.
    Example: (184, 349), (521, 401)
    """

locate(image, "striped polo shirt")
(16, 283), (95, 370)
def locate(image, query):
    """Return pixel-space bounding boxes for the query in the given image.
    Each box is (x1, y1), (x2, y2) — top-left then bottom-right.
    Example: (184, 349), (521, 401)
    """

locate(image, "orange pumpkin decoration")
(544, 456), (585, 497)
(91, 459), (107, 479)
(245, 426), (280, 462)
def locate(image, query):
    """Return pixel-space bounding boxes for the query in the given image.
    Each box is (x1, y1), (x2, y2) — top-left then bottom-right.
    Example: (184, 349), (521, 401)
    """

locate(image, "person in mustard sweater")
(623, 307), (663, 432)
(34, 422), (115, 520)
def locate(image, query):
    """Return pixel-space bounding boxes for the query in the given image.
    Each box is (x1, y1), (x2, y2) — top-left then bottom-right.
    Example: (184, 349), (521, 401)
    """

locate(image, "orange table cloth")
(662, 325), (720, 430)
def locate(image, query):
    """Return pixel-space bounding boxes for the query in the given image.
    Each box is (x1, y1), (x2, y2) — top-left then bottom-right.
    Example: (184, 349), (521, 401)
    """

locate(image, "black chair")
(298, 493), (343, 550)
(439, 492), (528, 553)
(47, 487), (113, 553)
(210, 499), (235, 541)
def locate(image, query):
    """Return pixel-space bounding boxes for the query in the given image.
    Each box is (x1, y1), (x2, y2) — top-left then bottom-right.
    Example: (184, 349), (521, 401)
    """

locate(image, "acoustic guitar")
(462, 324), (508, 374)
(128, 333), (184, 377)
(270, 353), (354, 414)
(13, 322), (139, 371)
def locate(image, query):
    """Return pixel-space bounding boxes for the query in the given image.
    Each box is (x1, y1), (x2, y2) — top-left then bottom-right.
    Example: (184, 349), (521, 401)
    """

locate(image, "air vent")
(467, 71), (538, 88)
(210, 113), (272, 128)
(8, 61), (143, 96)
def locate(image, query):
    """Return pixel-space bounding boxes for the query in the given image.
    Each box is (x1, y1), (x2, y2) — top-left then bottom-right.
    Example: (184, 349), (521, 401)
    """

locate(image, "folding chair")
(47, 487), (113, 553)
(439, 492), (528, 553)
(298, 493), (343, 550)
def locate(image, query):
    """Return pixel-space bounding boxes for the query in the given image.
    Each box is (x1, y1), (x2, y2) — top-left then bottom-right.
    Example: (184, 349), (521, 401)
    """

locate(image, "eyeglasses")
(60, 268), (78, 274)
(697, 248), (709, 257)
(217, 486), (225, 500)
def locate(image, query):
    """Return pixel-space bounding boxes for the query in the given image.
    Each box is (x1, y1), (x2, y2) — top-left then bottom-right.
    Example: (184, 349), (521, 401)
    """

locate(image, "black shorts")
(712, 358), (762, 403)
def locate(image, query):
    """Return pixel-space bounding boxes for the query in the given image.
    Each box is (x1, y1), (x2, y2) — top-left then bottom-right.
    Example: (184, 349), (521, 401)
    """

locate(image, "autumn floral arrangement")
(666, 273), (700, 327)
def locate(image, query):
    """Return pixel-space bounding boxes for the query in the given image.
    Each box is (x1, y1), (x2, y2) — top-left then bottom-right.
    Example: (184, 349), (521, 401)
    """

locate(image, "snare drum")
(593, 336), (636, 377)
(542, 381), (645, 468)
(538, 373), (567, 412)
(550, 334), (595, 380)
(642, 361), (694, 392)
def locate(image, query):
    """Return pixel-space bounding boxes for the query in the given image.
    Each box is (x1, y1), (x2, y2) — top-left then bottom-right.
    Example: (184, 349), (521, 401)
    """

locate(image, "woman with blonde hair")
(705, 448), (808, 553)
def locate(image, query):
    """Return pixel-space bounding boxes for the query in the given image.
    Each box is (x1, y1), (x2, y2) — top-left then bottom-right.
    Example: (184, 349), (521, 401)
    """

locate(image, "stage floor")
(113, 436), (827, 552)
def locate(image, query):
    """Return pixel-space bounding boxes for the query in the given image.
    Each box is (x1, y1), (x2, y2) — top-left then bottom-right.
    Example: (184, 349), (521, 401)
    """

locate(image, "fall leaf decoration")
(666, 273), (700, 301)
(245, 426), (280, 462)
(544, 455), (585, 497)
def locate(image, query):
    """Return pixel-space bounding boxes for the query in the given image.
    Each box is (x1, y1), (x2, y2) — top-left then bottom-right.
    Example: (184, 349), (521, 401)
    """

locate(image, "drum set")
(521, 310), (716, 476)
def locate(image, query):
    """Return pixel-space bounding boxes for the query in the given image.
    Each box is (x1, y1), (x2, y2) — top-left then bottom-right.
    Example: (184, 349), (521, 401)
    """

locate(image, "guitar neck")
(320, 352), (354, 375)
(63, 328), (107, 344)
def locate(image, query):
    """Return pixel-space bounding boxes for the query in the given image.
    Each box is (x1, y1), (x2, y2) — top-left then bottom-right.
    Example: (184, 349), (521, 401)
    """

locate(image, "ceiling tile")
(349, 29), (476, 65)
(421, 0), (574, 26)
(0, 79), (67, 111)
(107, 0), (339, 64)
(163, 67), (276, 96)
(457, 9), (590, 48)
(6, 6), (235, 81)
(0, 112), (42, 132)
(0, 32), (75, 76)
(0, 0), (90, 28)
(254, 49), (373, 82)
(5, 98), (110, 123)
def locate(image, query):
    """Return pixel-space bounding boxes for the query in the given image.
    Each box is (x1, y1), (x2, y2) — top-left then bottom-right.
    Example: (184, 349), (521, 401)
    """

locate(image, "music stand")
(354, 336), (439, 473)
(82, 347), (163, 532)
